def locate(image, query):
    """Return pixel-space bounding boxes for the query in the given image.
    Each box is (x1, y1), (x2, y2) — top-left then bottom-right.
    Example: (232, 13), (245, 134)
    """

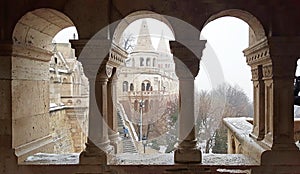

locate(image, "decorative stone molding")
(109, 43), (128, 67)
(105, 65), (113, 78)
(243, 38), (270, 66)
(251, 67), (259, 81)
(262, 64), (273, 80)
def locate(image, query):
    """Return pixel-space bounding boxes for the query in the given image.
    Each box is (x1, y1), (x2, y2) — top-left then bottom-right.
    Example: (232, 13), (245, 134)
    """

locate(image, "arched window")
(123, 81), (129, 92)
(146, 58), (151, 66)
(153, 58), (156, 67)
(146, 83), (151, 91)
(141, 83), (145, 91)
(140, 57), (144, 66)
(130, 83), (134, 91)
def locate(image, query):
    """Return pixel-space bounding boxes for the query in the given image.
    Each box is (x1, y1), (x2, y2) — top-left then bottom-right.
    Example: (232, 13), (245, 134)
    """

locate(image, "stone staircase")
(117, 106), (138, 154)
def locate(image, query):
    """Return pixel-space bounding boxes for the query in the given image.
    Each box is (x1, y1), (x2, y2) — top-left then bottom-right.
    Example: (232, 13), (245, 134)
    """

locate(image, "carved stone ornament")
(106, 65), (113, 78)
(262, 64), (273, 79)
(251, 68), (259, 80)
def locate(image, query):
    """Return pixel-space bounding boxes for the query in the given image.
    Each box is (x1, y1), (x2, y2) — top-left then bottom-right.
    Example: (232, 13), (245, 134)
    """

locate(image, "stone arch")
(201, 9), (270, 160)
(204, 9), (266, 44)
(13, 8), (77, 51)
(11, 8), (79, 163)
(112, 10), (175, 46)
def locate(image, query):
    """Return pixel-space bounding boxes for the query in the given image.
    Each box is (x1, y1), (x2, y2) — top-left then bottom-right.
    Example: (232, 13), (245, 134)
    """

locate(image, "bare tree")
(196, 83), (253, 153)
(121, 32), (136, 53)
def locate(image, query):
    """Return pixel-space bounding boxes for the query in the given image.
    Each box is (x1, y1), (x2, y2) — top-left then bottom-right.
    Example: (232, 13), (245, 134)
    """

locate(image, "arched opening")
(130, 83), (134, 91)
(140, 57), (144, 66)
(12, 8), (87, 164)
(123, 81), (129, 92)
(146, 57), (151, 66)
(197, 9), (266, 162)
(141, 82), (146, 91)
(113, 11), (179, 161)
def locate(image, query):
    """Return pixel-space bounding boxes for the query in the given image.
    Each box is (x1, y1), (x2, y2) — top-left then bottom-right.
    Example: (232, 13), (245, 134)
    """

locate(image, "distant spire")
(157, 31), (170, 53)
(132, 19), (155, 52)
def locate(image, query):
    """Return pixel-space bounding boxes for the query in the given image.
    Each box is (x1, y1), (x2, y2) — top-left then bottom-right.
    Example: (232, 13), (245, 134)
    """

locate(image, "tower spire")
(157, 30), (170, 53)
(132, 19), (155, 52)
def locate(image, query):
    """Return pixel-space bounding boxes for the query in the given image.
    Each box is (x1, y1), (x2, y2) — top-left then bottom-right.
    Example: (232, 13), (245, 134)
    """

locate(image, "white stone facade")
(117, 20), (178, 140)
(49, 43), (89, 153)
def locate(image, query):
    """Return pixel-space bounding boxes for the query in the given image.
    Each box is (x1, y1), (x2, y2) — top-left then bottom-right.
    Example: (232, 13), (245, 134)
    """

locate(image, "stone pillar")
(259, 37), (300, 166)
(170, 40), (206, 163)
(70, 39), (113, 164)
(0, 41), (18, 173)
(250, 65), (265, 140)
(107, 68), (121, 153)
(244, 38), (269, 142)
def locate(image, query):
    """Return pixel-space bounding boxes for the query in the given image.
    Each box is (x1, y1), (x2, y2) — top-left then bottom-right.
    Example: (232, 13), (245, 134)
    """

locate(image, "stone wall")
(66, 108), (88, 152)
(12, 46), (54, 163)
(50, 109), (74, 153)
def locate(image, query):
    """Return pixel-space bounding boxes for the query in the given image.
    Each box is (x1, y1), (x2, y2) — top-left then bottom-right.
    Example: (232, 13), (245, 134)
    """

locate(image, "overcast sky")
(53, 17), (253, 100)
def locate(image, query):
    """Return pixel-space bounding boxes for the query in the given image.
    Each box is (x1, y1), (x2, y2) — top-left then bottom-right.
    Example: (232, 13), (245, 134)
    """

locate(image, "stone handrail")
(117, 102), (139, 141)
(223, 117), (268, 164)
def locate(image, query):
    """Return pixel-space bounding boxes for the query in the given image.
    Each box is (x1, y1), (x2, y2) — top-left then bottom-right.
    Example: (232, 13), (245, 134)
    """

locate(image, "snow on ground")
(24, 152), (257, 166)
(111, 153), (258, 165)
(24, 153), (79, 164)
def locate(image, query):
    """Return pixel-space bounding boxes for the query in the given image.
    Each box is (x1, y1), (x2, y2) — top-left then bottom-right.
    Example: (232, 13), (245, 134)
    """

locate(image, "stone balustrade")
(224, 117), (300, 164)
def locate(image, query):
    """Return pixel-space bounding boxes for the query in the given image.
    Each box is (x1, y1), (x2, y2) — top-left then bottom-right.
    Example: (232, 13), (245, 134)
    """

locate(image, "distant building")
(49, 43), (89, 153)
(117, 20), (178, 140)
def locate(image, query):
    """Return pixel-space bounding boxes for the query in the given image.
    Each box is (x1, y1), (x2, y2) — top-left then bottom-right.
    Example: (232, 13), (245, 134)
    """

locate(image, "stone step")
(117, 104), (138, 154)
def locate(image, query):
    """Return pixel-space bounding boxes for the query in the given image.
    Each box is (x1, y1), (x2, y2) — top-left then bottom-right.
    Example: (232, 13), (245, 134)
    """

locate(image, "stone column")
(70, 39), (113, 164)
(0, 41), (18, 173)
(170, 40), (206, 163)
(259, 37), (300, 165)
(244, 39), (269, 142)
(250, 65), (265, 141)
(107, 68), (121, 153)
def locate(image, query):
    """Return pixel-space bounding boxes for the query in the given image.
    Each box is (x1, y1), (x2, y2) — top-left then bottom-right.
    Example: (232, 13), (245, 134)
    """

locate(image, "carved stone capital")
(262, 64), (273, 80)
(251, 65), (263, 81)
(170, 40), (206, 78)
(251, 67), (259, 81)
(96, 64), (114, 81)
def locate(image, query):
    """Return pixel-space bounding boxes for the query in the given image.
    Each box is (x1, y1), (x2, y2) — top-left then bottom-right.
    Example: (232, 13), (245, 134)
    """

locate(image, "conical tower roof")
(132, 19), (155, 52)
(157, 31), (170, 53)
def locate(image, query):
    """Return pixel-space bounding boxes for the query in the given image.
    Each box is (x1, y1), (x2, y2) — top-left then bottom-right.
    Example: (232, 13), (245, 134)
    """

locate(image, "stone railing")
(223, 117), (268, 164)
(224, 117), (300, 164)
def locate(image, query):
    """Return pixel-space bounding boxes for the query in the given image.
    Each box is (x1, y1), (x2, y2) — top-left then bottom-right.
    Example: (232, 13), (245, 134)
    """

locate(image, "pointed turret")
(132, 20), (155, 52)
(157, 31), (170, 53)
